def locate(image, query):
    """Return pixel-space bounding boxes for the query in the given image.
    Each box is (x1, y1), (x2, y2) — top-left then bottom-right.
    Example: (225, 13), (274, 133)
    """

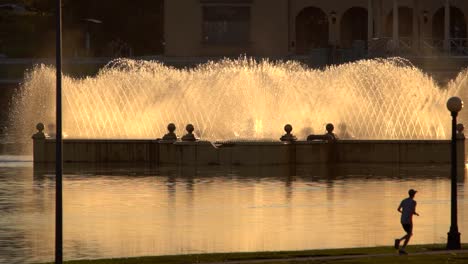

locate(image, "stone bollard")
(308, 123), (338, 142)
(325, 123), (338, 142)
(324, 123), (338, 163)
(182, 124), (197, 141)
(32, 123), (46, 163)
(159, 123), (177, 164)
(32, 123), (46, 139)
(162, 123), (177, 141)
(280, 124), (297, 142)
(279, 124), (297, 173)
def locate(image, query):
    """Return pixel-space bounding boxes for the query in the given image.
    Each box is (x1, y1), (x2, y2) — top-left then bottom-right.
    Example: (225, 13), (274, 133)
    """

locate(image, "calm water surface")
(0, 156), (467, 263)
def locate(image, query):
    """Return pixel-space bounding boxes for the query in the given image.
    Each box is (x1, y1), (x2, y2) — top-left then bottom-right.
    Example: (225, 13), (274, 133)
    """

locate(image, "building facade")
(164, 0), (468, 57)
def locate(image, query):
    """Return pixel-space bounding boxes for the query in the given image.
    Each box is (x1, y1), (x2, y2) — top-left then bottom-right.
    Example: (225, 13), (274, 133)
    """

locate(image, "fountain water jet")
(8, 58), (468, 143)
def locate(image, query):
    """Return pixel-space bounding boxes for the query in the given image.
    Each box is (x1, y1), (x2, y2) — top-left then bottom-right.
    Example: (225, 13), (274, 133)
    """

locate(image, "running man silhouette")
(394, 189), (419, 254)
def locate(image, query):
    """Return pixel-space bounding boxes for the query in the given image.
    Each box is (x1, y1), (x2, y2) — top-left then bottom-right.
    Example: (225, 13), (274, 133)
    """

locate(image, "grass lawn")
(39, 244), (468, 264)
(308, 254), (468, 264)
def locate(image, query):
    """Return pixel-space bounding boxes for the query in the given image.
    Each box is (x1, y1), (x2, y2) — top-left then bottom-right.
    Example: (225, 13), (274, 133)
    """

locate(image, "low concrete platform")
(32, 137), (465, 170)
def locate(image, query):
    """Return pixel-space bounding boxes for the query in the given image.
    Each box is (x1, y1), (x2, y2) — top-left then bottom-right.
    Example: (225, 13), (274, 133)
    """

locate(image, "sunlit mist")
(8, 58), (468, 141)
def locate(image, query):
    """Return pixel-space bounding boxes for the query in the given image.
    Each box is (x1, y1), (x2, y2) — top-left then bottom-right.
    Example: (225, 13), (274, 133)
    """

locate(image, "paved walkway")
(207, 250), (468, 264)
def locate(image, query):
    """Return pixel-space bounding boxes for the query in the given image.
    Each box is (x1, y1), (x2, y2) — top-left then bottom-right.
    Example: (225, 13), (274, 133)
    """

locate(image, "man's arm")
(397, 203), (402, 213)
(413, 202), (419, 216)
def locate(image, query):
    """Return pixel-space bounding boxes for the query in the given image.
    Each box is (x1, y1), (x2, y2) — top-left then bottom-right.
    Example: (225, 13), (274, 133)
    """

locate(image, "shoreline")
(38, 244), (468, 264)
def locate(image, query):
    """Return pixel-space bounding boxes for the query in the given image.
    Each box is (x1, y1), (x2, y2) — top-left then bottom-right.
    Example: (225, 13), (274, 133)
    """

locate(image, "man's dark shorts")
(402, 223), (413, 234)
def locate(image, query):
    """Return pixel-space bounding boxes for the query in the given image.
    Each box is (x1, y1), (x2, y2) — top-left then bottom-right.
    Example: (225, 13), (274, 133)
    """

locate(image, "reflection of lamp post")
(446, 96), (463, 250)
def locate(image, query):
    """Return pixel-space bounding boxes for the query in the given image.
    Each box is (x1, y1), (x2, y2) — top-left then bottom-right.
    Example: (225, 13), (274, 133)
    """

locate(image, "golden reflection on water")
(0, 164), (467, 262)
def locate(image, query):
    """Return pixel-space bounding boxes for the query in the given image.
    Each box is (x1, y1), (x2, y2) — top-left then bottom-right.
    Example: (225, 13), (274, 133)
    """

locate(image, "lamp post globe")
(446, 96), (463, 250)
(447, 97), (463, 113)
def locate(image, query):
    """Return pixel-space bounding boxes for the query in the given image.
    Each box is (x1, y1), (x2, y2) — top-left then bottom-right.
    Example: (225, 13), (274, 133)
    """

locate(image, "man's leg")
(395, 234), (407, 249)
(402, 232), (412, 248)
(395, 231), (409, 249)
(394, 238), (400, 249)
(399, 224), (413, 254)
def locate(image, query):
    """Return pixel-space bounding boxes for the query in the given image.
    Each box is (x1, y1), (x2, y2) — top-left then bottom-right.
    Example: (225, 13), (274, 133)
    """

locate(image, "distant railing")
(421, 38), (445, 56)
(399, 37), (413, 53)
(421, 38), (468, 56)
(370, 37), (468, 57)
(367, 37), (413, 57)
(367, 38), (391, 57)
(449, 38), (468, 56)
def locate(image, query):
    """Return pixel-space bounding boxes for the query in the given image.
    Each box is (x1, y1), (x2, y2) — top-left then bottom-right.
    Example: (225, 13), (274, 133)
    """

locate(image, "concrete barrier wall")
(335, 140), (456, 164)
(33, 138), (465, 167)
(35, 139), (159, 164)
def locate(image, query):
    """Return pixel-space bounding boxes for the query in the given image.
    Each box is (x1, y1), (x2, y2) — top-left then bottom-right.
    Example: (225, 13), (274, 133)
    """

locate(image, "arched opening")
(340, 7), (368, 48)
(295, 7), (329, 54)
(432, 6), (467, 41)
(386, 7), (413, 38)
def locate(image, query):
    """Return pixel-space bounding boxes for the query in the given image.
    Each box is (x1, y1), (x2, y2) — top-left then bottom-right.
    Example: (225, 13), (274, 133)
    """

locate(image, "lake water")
(0, 156), (467, 263)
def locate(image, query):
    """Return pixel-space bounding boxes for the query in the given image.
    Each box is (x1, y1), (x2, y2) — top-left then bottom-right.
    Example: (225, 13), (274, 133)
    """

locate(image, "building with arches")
(164, 0), (468, 59)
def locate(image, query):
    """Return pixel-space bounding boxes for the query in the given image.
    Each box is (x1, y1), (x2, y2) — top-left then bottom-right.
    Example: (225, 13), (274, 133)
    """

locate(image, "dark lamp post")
(446, 96), (463, 250)
(55, 0), (63, 263)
